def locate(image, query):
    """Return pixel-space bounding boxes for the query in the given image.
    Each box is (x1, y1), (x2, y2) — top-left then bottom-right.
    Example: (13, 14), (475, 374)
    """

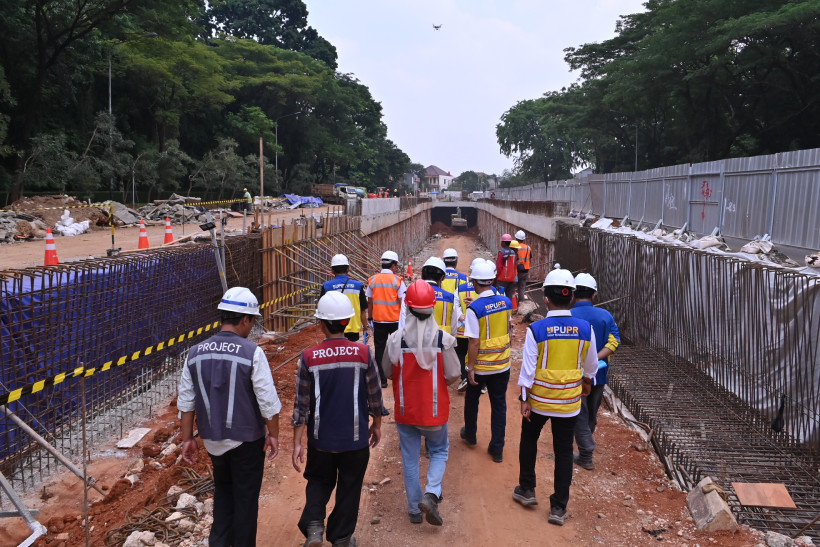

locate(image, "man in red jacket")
(384, 281), (460, 526)
(495, 233), (517, 297)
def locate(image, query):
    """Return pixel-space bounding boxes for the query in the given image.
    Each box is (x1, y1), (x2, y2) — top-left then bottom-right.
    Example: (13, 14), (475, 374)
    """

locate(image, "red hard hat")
(405, 280), (436, 309)
(501, 233), (512, 242)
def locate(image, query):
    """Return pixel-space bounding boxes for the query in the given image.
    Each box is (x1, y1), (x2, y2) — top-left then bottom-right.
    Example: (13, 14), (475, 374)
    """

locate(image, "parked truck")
(311, 183), (359, 204)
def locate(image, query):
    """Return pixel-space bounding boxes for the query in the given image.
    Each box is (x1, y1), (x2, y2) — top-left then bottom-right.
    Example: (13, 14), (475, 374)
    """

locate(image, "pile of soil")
(5, 195), (108, 229)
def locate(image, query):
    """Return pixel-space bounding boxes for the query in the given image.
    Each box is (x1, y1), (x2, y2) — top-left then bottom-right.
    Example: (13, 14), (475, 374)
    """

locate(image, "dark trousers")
(518, 412), (577, 511)
(298, 445), (370, 543)
(495, 280), (516, 299)
(463, 369), (510, 455)
(344, 332), (360, 342)
(517, 269), (530, 303)
(209, 437), (265, 547)
(455, 337), (469, 379)
(574, 384), (605, 461)
(373, 322), (398, 385)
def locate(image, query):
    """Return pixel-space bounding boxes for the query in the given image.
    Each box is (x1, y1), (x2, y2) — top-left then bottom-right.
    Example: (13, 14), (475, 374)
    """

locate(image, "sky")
(305, 0), (647, 177)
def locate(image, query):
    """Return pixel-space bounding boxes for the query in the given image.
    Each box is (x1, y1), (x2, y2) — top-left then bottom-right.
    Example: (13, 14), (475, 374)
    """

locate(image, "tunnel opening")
(430, 206), (478, 228)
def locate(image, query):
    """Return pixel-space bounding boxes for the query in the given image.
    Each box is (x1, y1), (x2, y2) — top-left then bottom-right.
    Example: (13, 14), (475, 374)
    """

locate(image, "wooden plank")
(732, 482), (797, 508)
(117, 428), (152, 448)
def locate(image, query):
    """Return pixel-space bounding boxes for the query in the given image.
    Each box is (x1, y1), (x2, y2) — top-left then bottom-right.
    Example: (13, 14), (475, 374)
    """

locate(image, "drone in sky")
(433, 24), (442, 30)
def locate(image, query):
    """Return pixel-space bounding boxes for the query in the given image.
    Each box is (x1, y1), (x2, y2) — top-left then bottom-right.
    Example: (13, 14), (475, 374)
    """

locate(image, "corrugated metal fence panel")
(662, 175), (689, 227)
(721, 172), (772, 240)
(774, 170), (820, 249)
(644, 179), (664, 225)
(688, 174), (722, 235)
(628, 180), (646, 219)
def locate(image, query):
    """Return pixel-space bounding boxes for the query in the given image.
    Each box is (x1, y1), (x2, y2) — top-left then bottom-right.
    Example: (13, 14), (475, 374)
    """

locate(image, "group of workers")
(178, 228), (620, 547)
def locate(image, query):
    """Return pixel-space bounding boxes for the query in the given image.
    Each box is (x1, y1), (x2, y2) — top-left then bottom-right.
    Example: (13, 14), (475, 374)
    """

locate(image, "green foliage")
(498, 0), (820, 177)
(0, 0), (410, 204)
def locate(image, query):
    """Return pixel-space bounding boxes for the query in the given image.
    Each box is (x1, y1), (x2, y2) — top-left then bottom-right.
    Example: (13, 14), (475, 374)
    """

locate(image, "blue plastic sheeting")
(281, 194), (324, 206)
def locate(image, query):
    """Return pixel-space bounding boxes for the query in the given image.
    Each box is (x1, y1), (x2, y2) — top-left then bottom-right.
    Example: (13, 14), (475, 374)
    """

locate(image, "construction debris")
(0, 211), (49, 244)
(138, 194), (209, 224)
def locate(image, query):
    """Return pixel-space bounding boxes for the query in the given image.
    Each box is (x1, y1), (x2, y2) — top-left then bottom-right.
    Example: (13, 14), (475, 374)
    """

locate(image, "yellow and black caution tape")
(258, 283), (321, 310)
(5, 202), (111, 213)
(0, 284), (324, 405)
(0, 321), (220, 406)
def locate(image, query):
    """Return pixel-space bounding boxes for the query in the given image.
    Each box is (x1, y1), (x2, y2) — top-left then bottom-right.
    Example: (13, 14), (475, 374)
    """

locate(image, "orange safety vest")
(368, 272), (403, 322)
(517, 243), (531, 270)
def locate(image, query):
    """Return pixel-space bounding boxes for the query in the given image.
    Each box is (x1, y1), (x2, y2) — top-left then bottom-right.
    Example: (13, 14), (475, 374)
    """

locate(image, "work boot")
(332, 535), (357, 547)
(418, 492), (443, 526)
(573, 453), (595, 470)
(460, 427), (476, 446)
(303, 521), (324, 547)
(512, 485), (538, 506)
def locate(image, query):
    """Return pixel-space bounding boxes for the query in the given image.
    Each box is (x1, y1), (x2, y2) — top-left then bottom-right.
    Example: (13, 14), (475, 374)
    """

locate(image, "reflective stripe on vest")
(369, 273), (402, 321)
(527, 317), (592, 415)
(468, 295), (511, 372)
(433, 286), (455, 329)
(517, 243), (531, 270)
(393, 332), (449, 426)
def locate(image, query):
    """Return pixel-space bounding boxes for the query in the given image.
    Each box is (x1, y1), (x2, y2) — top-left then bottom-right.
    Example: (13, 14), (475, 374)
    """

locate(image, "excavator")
(450, 207), (467, 230)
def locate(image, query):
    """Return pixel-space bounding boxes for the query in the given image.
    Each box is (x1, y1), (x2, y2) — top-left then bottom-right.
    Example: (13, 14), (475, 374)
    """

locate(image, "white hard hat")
(515, 230), (526, 240)
(315, 291), (355, 320)
(331, 254), (349, 267)
(470, 257), (486, 270)
(470, 261), (496, 282)
(443, 248), (458, 259)
(543, 269), (576, 288)
(574, 273), (597, 291)
(423, 256), (447, 273)
(381, 250), (399, 262)
(218, 287), (262, 316)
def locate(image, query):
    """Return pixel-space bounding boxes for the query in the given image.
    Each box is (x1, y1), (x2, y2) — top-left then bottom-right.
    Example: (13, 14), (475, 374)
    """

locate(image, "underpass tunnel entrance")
(430, 206), (478, 228)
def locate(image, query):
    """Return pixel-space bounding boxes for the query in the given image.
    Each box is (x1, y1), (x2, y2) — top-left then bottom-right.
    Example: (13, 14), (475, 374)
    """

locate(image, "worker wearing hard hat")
(384, 280), (461, 526)
(399, 257), (462, 336)
(513, 269), (599, 526)
(243, 187), (252, 212)
(293, 292), (384, 547)
(179, 287), (281, 547)
(367, 250), (407, 388)
(461, 259), (512, 464)
(441, 248), (472, 392)
(570, 273), (620, 471)
(321, 254), (368, 342)
(495, 234), (517, 298)
(514, 230), (532, 303)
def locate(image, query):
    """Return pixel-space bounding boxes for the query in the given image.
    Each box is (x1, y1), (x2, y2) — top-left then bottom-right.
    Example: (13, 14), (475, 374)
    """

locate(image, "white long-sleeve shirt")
(178, 345), (282, 455)
(517, 310), (599, 418)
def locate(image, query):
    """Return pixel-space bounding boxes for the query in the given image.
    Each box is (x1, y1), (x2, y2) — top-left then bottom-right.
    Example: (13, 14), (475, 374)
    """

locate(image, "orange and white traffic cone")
(406, 259), (413, 278)
(138, 219), (150, 249)
(163, 217), (174, 244)
(44, 227), (59, 266)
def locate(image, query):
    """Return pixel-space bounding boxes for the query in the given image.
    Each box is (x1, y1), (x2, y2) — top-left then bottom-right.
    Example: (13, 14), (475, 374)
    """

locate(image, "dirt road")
(1, 229), (759, 546)
(0, 205), (339, 271)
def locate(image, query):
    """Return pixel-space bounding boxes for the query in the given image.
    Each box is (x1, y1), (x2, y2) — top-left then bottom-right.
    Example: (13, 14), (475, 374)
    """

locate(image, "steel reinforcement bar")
(555, 221), (820, 539)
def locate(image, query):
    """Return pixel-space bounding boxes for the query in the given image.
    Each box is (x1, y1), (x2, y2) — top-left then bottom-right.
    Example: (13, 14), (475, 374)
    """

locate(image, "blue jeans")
(463, 369), (510, 455)
(574, 384), (605, 462)
(397, 423), (450, 514)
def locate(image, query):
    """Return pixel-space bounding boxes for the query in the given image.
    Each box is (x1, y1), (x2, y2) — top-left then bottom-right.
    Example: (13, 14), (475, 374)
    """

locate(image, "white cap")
(331, 254), (349, 267)
(218, 287), (262, 316)
(515, 230), (525, 240)
(543, 269), (576, 288)
(443, 248), (458, 259)
(574, 273), (597, 291)
(315, 291), (355, 320)
(470, 261), (496, 282)
(423, 256), (447, 273)
(381, 250), (399, 262)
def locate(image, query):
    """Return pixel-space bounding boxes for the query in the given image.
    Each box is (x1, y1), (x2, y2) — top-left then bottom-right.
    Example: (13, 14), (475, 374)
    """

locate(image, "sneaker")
(457, 378), (468, 392)
(573, 453), (595, 470)
(488, 448), (503, 463)
(381, 381), (388, 388)
(512, 485), (538, 506)
(409, 512), (423, 524)
(459, 427), (476, 446)
(481, 385), (488, 394)
(381, 407), (390, 417)
(418, 492), (443, 526)
(548, 506), (567, 526)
